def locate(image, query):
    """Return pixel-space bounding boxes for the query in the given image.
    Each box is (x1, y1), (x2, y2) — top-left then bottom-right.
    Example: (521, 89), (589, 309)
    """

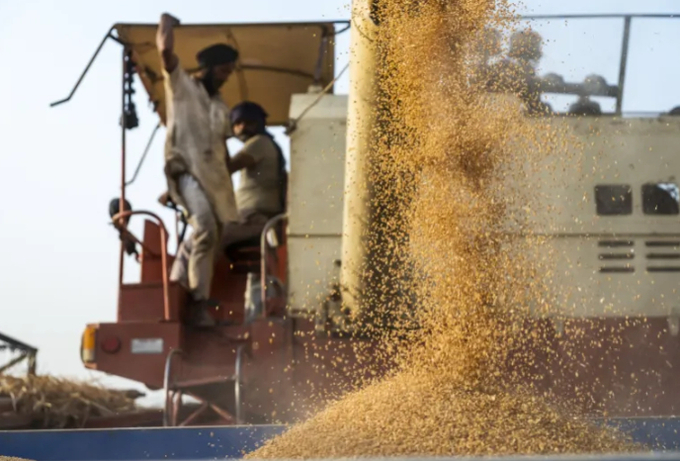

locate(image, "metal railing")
(162, 345), (244, 426)
(260, 213), (288, 319)
(518, 13), (680, 115)
(112, 210), (171, 321)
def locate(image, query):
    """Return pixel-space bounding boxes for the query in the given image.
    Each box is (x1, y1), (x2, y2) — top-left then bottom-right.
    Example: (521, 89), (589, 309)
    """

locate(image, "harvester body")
(69, 12), (680, 424)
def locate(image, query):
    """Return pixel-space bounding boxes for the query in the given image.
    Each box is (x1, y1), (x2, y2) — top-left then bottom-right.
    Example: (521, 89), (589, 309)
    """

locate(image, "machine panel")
(287, 94), (680, 318)
(287, 95), (347, 315)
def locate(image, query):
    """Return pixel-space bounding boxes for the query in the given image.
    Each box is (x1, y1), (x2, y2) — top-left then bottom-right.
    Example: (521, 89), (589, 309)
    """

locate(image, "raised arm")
(156, 13), (180, 73)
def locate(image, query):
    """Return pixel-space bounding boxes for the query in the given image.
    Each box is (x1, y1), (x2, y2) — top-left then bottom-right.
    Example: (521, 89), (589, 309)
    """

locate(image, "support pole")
(616, 16), (632, 116)
(117, 47), (128, 320)
(340, 0), (379, 323)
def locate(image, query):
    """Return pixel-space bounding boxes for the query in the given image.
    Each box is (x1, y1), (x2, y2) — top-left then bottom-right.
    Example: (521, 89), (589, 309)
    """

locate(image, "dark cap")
(196, 44), (239, 68)
(230, 101), (269, 125)
(109, 198), (132, 218)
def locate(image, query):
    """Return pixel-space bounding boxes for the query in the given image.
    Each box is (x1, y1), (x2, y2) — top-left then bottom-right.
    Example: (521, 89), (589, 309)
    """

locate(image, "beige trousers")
(169, 174), (221, 301)
(171, 202), (272, 298)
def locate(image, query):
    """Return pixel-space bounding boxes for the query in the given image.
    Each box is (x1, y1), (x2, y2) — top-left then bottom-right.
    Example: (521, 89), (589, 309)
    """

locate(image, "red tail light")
(101, 337), (121, 354)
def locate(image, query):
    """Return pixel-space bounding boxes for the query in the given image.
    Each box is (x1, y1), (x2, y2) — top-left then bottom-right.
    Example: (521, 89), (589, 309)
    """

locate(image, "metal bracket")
(0, 332), (38, 375)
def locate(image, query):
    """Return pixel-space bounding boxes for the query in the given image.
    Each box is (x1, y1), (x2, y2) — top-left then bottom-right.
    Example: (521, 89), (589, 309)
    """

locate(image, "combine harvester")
(4, 1), (680, 459)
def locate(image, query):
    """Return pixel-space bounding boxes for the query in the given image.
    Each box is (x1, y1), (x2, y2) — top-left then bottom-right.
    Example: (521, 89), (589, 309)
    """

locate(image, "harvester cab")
(52, 21), (348, 426)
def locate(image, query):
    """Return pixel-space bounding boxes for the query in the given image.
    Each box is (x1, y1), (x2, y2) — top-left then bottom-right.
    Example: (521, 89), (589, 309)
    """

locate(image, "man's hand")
(161, 13), (181, 27)
(158, 191), (173, 207)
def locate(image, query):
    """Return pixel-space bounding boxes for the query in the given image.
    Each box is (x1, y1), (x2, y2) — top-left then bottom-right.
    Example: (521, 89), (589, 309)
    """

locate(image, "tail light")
(81, 326), (97, 364)
(101, 336), (121, 354)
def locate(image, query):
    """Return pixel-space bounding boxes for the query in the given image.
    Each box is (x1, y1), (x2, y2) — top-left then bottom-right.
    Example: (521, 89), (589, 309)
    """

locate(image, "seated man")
(168, 102), (286, 319)
(224, 101), (287, 248)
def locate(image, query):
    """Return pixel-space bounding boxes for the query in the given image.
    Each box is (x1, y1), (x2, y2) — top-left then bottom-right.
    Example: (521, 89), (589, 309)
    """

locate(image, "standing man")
(157, 12), (240, 327)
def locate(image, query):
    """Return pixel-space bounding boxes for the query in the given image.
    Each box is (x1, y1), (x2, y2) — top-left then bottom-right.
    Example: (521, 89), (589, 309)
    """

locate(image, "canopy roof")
(114, 22), (342, 126)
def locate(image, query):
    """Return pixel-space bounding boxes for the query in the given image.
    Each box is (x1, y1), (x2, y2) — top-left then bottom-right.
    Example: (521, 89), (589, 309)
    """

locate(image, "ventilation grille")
(598, 240), (634, 273)
(646, 241), (680, 273)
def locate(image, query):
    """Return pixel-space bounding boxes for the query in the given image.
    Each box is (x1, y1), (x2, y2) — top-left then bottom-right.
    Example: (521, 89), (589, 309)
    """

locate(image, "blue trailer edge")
(0, 425), (286, 461)
(2, 419), (680, 461)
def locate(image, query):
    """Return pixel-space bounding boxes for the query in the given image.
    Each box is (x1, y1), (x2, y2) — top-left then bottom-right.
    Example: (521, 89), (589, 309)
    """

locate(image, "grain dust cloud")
(248, 0), (637, 458)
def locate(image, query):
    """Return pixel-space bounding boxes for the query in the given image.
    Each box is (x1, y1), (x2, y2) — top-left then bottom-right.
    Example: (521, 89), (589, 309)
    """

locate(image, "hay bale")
(0, 375), (137, 429)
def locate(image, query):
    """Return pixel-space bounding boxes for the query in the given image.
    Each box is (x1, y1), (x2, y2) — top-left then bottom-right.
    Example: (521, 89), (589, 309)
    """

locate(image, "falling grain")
(248, 0), (637, 457)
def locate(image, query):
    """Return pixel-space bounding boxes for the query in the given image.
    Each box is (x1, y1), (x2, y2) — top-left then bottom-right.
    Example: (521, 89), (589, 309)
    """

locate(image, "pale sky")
(1, 0), (678, 406)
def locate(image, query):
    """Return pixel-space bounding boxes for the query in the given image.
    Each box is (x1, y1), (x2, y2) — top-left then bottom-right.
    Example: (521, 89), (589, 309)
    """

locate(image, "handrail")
(50, 28), (116, 107)
(113, 224), (160, 258)
(517, 14), (680, 115)
(260, 213), (288, 319)
(112, 210), (171, 321)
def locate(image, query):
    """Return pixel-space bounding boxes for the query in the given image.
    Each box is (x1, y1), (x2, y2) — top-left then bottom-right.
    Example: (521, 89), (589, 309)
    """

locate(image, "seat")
(224, 237), (261, 274)
(223, 220), (286, 273)
(225, 236), (261, 259)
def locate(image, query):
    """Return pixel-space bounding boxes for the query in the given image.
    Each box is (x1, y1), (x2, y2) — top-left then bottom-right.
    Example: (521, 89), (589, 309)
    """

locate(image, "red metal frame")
(112, 210), (171, 321)
(85, 207), (396, 425)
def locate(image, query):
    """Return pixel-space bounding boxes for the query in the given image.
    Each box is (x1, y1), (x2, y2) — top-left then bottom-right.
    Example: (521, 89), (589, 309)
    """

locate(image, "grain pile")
(0, 374), (139, 429)
(250, 371), (633, 458)
(247, 0), (639, 458)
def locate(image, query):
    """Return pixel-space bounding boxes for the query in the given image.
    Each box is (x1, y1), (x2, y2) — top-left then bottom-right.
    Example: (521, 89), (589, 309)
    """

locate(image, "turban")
(230, 101), (269, 125)
(196, 44), (239, 68)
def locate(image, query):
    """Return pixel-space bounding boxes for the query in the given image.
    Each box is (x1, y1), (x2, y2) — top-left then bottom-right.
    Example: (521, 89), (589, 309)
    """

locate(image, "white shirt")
(236, 134), (283, 215)
(162, 63), (239, 225)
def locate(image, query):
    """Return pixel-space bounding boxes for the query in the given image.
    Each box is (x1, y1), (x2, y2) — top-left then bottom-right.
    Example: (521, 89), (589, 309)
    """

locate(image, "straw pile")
(247, 0), (639, 458)
(0, 374), (139, 429)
